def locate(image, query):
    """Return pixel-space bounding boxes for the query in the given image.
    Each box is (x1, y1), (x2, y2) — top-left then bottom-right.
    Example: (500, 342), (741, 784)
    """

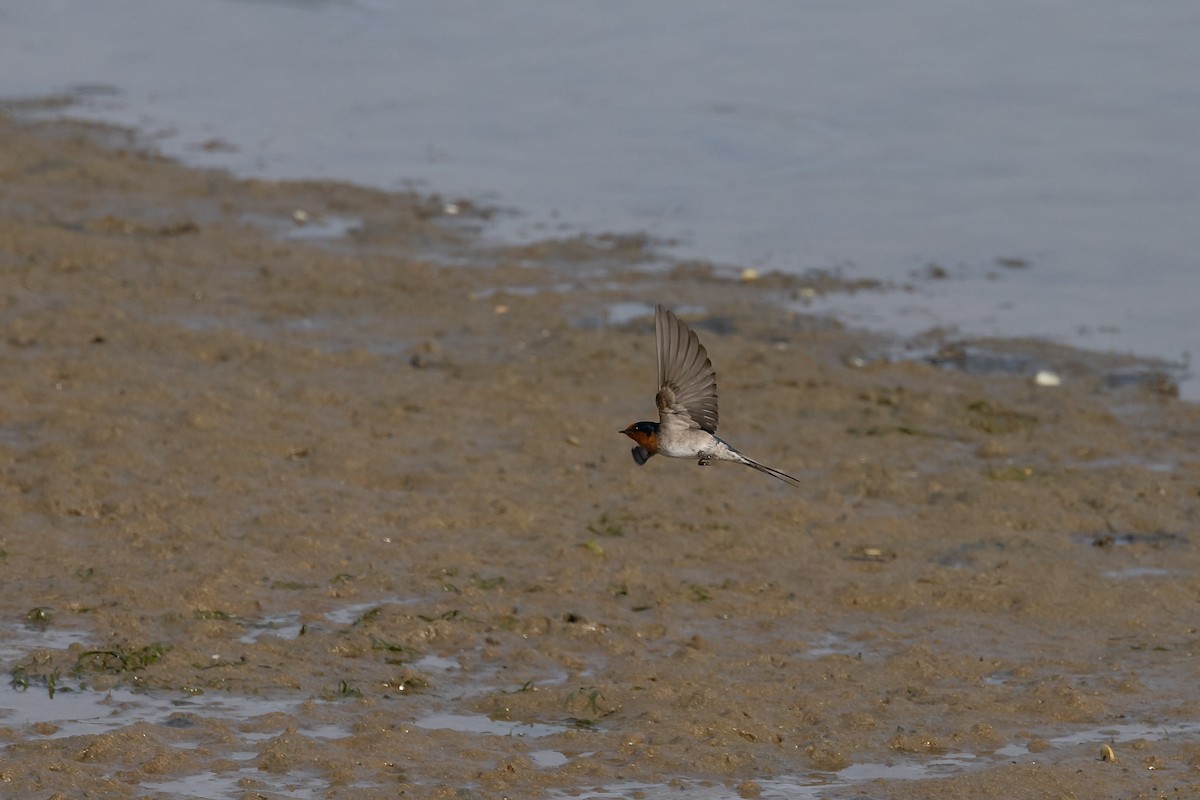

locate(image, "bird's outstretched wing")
(655, 304), (718, 434)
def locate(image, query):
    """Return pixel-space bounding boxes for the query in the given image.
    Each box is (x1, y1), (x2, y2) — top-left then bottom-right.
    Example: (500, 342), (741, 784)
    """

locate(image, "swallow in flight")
(620, 304), (801, 488)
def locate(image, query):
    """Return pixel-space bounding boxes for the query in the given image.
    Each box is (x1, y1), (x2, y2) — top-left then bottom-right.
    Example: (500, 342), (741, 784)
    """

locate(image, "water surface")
(1, 0), (1196, 393)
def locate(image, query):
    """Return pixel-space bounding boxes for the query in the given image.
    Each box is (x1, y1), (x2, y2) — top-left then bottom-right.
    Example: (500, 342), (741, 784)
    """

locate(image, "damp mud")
(1, 110), (1199, 798)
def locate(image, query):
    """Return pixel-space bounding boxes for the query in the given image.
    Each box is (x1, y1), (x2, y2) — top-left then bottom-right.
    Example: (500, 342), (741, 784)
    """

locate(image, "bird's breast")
(656, 428), (719, 459)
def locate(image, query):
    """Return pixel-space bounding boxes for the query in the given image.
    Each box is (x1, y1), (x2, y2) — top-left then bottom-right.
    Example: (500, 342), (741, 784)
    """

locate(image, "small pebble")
(1034, 370), (1062, 387)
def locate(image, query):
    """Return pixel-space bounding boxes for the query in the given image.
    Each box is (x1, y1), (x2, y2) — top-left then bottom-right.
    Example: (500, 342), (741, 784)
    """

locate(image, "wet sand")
(1, 110), (1199, 799)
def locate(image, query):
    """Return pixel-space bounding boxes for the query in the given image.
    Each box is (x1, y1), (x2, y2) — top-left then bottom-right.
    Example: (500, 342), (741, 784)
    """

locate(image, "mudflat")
(1, 110), (1198, 799)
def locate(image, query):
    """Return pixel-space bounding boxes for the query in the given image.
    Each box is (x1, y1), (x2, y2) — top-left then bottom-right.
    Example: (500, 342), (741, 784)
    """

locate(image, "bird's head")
(620, 421), (659, 449)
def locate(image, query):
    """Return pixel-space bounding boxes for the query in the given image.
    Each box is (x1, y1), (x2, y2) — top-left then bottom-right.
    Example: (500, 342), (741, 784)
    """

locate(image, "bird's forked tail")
(737, 455), (802, 488)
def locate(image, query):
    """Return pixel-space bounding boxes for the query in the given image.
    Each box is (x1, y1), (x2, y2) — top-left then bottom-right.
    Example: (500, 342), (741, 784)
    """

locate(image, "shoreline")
(2, 109), (1199, 798)
(9, 93), (1193, 398)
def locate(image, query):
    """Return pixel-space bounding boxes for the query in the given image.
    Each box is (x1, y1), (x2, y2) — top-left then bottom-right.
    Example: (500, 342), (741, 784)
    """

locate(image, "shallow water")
(1, 0), (1197, 395)
(9, 674), (1195, 799)
(1, 683), (322, 740)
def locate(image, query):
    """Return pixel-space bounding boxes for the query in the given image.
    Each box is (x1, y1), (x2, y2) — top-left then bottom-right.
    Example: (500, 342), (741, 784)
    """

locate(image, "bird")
(620, 304), (801, 488)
